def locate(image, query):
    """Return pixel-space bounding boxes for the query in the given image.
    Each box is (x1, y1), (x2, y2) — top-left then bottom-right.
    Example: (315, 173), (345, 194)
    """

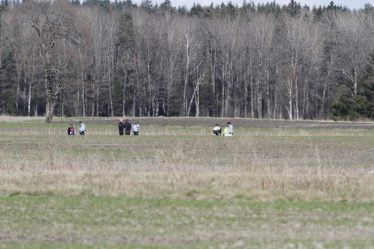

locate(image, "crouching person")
(212, 124), (221, 136)
(79, 121), (86, 135)
(223, 122), (234, 137)
(67, 123), (75, 135)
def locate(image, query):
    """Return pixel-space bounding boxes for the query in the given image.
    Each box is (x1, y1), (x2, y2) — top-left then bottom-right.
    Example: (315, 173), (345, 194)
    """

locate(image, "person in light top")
(212, 124), (221, 136)
(79, 121), (86, 135)
(132, 121), (140, 136)
(223, 122), (233, 136)
(227, 121), (234, 135)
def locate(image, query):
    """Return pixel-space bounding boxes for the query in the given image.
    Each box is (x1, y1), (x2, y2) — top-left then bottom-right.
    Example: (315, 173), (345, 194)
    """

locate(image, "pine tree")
(287, 0), (301, 16)
(140, 0), (153, 12)
(113, 11), (136, 116)
(124, 0), (133, 8)
(331, 53), (374, 120)
(0, 52), (18, 114)
(358, 53), (374, 118)
(159, 0), (171, 11)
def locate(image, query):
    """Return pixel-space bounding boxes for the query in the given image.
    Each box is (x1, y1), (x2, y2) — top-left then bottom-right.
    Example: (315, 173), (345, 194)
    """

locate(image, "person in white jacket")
(132, 121), (140, 136)
(223, 122), (233, 137)
(79, 121), (86, 136)
(212, 124), (221, 136)
(227, 122), (234, 135)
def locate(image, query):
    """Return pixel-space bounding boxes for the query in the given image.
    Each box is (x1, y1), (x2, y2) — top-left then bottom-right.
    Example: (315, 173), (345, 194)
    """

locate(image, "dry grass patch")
(0, 119), (373, 201)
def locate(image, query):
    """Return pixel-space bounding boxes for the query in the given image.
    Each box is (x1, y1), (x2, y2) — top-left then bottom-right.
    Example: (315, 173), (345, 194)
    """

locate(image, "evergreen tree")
(177, 6), (187, 15)
(113, 11), (136, 116)
(71, 0), (80, 6)
(331, 53), (374, 120)
(125, 0), (133, 8)
(159, 0), (171, 11)
(358, 53), (374, 118)
(286, 0), (301, 16)
(83, 0), (111, 10)
(140, 0), (153, 13)
(363, 4), (374, 14)
(0, 52), (18, 114)
(221, 1), (236, 17)
(190, 3), (204, 17)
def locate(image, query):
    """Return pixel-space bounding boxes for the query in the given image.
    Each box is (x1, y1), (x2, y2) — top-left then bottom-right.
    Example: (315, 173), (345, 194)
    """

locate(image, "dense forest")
(0, 0), (373, 122)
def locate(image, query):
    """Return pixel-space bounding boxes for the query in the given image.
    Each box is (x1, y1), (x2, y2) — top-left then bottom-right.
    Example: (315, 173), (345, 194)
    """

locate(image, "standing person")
(67, 123), (75, 135)
(118, 119), (124, 136)
(227, 121), (234, 136)
(79, 121), (86, 136)
(212, 124), (221, 136)
(123, 119), (132, 136)
(132, 121), (140, 136)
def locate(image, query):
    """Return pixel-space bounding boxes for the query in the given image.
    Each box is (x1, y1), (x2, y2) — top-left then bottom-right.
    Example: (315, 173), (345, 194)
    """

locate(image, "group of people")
(67, 120), (141, 136)
(67, 121), (86, 136)
(212, 122), (234, 136)
(118, 119), (140, 136)
(67, 119), (234, 137)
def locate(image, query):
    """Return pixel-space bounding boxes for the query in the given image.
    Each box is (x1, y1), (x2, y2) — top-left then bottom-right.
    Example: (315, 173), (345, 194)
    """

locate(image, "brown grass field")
(0, 116), (373, 248)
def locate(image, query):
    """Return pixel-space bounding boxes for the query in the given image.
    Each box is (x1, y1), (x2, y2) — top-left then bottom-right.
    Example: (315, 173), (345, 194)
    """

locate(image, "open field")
(0, 117), (374, 248)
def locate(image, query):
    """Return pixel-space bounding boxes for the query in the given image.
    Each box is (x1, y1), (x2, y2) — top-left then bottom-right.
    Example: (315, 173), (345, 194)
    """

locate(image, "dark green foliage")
(364, 4), (374, 14)
(358, 54), (374, 118)
(285, 0), (301, 16)
(331, 94), (361, 121)
(113, 11), (136, 116)
(0, 52), (18, 114)
(159, 0), (172, 12)
(189, 3), (204, 17)
(117, 11), (135, 52)
(83, 0), (111, 10)
(331, 53), (374, 120)
(71, 0), (80, 6)
(140, 0), (153, 13)
(257, 1), (281, 15)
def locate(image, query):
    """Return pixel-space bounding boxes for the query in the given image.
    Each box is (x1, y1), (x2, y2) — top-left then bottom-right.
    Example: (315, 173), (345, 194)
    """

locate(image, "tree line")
(0, 0), (373, 122)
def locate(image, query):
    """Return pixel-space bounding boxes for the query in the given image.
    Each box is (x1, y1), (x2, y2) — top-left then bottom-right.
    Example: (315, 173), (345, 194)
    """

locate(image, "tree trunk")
(195, 82), (200, 117)
(244, 72), (248, 117)
(27, 81), (32, 117)
(44, 67), (54, 123)
(108, 66), (114, 117)
(250, 74), (254, 118)
(287, 78), (293, 121)
(210, 48), (217, 116)
(147, 45), (152, 117)
(353, 67), (358, 95)
(122, 71), (127, 117)
(295, 78), (299, 120)
(265, 68), (271, 118)
(256, 79), (262, 119)
(45, 100), (55, 123)
(76, 91), (80, 116)
(182, 38), (190, 116)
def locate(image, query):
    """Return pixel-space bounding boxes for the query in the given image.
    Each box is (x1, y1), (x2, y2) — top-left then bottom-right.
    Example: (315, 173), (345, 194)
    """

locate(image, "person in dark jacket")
(123, 119), (132, 135)
(67, 123), (75, 135)
(118, 119), (124, 135)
